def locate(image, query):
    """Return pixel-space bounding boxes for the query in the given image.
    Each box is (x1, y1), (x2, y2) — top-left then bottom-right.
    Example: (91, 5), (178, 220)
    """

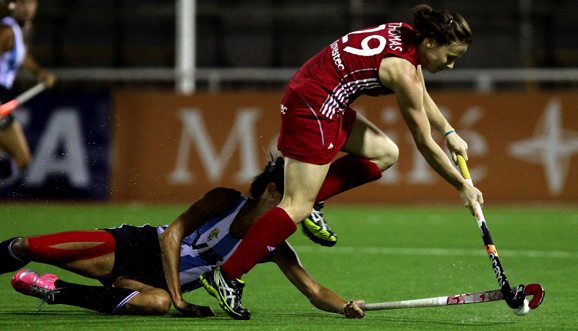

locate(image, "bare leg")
(313, 113), (399, 203)
(11, 231), (116, 278)
(8, 231), (170, 315)
(113, 277), (172, 315)
(341, 112), (398, 170)
(0, 121), (31, 169)
(279, 158), (331, 223)
(42, 276), (165, 315)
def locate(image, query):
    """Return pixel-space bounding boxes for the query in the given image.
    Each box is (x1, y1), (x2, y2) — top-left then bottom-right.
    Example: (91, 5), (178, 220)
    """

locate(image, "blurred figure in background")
(0, 0), (55, 179)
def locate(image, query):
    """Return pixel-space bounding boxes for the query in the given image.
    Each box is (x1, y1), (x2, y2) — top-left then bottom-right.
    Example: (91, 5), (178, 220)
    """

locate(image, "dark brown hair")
(249, 156), (284, 199)
(412, 4), (472, 45)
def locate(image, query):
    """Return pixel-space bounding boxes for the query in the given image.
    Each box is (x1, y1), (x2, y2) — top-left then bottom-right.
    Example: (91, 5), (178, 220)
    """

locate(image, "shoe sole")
(302, 221), (337, 247)
(200, 272), (250, 320)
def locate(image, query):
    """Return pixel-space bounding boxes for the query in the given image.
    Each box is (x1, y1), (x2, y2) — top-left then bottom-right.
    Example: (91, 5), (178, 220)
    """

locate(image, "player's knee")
(11, 238), (30, 259)
(125, 291), (171, 315)
(149, 293), (172, 315)
(376, 140), (399, 171)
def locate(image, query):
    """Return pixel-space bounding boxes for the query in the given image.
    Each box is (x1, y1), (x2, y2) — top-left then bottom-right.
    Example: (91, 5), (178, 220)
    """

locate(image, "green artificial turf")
(1, 203), (576, 330)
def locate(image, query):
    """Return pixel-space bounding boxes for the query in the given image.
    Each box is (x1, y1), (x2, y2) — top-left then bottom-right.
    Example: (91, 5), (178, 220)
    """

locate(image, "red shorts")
(278, 86), (357, 165)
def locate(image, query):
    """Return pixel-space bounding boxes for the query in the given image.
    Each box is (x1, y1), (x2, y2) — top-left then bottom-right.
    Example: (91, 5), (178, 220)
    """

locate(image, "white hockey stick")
(0, 82), (47, 118)
(358, 288), (504, 311)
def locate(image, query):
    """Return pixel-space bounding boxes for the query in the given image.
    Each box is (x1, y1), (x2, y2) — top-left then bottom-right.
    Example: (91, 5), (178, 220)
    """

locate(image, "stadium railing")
(18, 67), (578, 93)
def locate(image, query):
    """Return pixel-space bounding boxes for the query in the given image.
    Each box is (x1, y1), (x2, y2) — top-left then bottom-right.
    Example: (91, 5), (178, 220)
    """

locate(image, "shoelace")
(217, 274), (244, 309)
(30, 286), (61, 314)
(311, 207), (333, 232)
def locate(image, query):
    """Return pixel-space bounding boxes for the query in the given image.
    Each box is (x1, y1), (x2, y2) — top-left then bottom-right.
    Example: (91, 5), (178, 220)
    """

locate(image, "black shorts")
(100, 224), (168, 290)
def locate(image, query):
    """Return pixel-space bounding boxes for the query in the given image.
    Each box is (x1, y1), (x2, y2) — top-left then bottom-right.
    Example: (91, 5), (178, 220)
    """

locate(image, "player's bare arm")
(158, 188), (238, 317)
(21, 54), (56, 87)
(379, 57), (482, 213)
(417, 66), (468, 162)
(0, 25), (14, 54)
(417, 66), (453, 134)
(0, 26), (14, 102)
(271, 241), (365, 318)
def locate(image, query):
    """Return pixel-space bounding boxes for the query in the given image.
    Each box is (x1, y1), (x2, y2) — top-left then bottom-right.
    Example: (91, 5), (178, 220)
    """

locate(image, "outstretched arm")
(158, 187), (239, 317)
(379, 57), (483, 214)
(20, 22), (56, 88)
(272, 241), (364, 318)
(21, 53), (56, 88)
(417, 66), (468, 163)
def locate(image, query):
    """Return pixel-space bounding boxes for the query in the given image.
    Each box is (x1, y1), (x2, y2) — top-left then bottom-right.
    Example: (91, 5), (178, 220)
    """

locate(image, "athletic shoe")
(11, 269), (59, 300)
(200, 267), (250, 320)
(302, 202), (338, 247)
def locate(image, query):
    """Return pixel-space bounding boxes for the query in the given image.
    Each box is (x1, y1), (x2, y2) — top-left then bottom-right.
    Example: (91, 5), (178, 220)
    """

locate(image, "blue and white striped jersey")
(0, 16), (26, 89)
(156, 193), (248, 293)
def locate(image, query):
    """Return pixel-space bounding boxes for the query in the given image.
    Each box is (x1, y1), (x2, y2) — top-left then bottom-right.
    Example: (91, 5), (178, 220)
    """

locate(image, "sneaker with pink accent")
(11, 269), (59, 299)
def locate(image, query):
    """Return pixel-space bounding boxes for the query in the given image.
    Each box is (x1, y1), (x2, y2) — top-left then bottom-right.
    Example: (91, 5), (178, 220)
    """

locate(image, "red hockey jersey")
(287, 22), (418, 119)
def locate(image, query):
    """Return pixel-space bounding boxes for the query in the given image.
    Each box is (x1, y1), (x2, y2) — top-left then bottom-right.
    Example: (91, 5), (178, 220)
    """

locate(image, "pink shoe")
(11, 269), (59, 298)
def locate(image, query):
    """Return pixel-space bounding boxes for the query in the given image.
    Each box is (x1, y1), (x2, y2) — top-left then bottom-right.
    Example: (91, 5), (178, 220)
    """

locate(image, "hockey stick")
(0, 82), (46, 118)
(456, 155), (544, 312)
(358, 284), (544, 311)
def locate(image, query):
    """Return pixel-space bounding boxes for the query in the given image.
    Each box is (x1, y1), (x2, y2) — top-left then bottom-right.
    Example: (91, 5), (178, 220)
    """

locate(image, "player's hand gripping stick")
(456, 155), (545, 312)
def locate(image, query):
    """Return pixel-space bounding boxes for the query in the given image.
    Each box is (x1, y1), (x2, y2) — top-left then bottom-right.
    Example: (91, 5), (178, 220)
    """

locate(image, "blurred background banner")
(0, 92), (111, 200)
(2, 0), (578, 204)
(111, 90), (578, 204)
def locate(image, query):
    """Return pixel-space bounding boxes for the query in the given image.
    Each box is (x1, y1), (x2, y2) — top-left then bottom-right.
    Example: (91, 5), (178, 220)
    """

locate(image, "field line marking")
(292, 246), (578, 259)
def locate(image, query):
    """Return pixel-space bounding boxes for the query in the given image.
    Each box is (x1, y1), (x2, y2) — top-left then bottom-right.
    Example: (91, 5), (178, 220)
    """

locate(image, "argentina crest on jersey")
(176, 195), (248, 292)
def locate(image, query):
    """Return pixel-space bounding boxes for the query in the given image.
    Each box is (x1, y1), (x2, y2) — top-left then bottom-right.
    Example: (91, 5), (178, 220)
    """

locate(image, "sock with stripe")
(316, 154), (383, 202)
(51, 280), (139, 315)
(222, 206), (297, 280)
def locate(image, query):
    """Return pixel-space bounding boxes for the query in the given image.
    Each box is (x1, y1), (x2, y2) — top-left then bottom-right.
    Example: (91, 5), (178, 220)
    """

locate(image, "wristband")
(444, 130), (455, 137)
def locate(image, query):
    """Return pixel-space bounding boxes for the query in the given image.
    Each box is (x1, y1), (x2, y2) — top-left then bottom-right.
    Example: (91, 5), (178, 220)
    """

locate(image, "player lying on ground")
(0, 157), (364, 318)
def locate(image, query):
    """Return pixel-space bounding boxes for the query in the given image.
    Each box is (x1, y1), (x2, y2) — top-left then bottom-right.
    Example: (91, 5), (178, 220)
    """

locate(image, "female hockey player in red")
(201, 5), (485, 320)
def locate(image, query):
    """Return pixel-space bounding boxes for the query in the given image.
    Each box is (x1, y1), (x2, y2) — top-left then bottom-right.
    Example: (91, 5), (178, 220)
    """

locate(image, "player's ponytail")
(249, 155), (285, 199)
(412, 4), (472, 45)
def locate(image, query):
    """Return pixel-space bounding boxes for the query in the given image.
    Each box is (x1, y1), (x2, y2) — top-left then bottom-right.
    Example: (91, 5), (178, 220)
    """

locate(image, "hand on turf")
(174, 299), (217, 317)
(344, 300), (365, 319)
(445, 133), (468, 164)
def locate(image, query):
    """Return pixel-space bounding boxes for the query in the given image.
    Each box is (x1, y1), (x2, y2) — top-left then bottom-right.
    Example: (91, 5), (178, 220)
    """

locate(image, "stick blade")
(525, 284), (545, 309)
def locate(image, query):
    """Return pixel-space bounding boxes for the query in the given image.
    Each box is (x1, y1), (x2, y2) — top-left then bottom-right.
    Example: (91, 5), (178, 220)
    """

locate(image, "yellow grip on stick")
(457, 155), (471, 180)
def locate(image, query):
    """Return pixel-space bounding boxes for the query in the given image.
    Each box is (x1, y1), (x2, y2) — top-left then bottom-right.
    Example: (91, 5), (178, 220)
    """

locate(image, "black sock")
(0, 237), (29, 274)
(0, 158), (14, 178)
(51, 280), (139, 315)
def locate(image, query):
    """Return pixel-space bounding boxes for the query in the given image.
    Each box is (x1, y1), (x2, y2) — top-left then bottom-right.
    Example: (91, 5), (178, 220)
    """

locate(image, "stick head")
(505, 285), (526, 309)
(525, 283), (545, 309)
(0, 99), (18, 117)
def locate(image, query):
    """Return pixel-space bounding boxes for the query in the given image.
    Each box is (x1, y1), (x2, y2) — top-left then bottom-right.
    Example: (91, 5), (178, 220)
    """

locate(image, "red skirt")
(278, 86), (357, 165)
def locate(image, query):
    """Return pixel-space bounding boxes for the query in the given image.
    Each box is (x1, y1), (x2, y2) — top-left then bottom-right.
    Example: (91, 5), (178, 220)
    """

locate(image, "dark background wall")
(30, 0), (578, 70)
